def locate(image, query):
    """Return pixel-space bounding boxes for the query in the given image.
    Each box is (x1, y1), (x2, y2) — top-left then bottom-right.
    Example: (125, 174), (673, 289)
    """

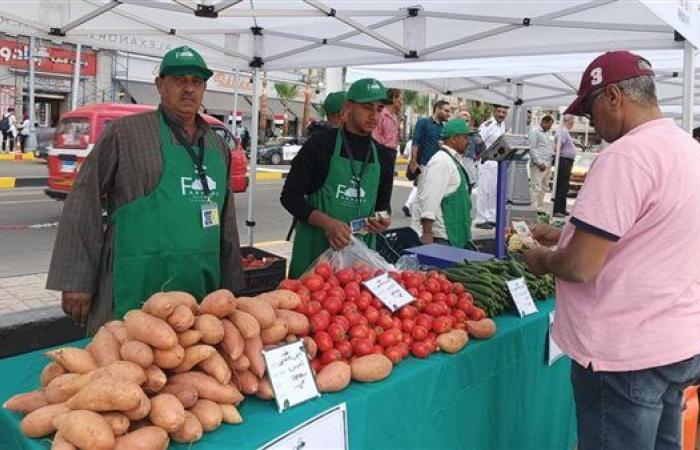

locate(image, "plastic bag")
(302, 236), (394, 277)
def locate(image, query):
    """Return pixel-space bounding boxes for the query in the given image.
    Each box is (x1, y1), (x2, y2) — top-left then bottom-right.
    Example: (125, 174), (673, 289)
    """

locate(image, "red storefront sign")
(0, 39), (97, 76)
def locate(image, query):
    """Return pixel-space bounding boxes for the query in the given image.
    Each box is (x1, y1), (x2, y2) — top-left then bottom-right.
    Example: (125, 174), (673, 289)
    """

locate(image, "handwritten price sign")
(262, 340), (320, 413)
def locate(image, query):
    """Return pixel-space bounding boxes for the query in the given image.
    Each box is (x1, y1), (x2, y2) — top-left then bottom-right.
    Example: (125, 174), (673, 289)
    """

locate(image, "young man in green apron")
(418, 118), (474, 247)
(281, 78), (396, 278)
(323, 91), (347, 128)
(47, 46), (243, 334)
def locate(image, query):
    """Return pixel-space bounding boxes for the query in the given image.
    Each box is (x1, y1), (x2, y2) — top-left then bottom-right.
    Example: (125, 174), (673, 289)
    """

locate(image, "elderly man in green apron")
(417, 118), (474, 247)
(47, 46), (243, 334)
(281, 79), (396, 278)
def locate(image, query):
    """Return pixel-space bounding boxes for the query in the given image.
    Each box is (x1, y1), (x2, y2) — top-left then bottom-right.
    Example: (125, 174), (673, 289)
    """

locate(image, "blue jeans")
(572, 355), (700, 450)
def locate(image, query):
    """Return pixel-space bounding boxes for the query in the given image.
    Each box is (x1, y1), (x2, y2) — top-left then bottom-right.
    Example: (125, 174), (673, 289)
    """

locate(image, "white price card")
(506, 277), (538, 317)
(548, 312), (565, 366)
(363, 272), (415, 312)
(511, 220), (539, 249)
(262, 340), (320, 413)
(260, 403), (349, 450)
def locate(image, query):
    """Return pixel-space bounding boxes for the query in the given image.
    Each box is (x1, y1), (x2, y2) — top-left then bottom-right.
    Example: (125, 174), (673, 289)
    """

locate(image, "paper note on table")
(512, 220), (539, 248)
(261, 403), (349, 450)
(506, 277), (538, 317)
(363, 272), (415, 312)
(548, 312), (565, 366)
(262, 340), (320, 413)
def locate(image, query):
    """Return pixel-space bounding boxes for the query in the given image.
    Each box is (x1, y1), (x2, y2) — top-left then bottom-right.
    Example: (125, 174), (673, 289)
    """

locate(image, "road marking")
(0, 221), (59, 231)
(0, 199), (54, 205)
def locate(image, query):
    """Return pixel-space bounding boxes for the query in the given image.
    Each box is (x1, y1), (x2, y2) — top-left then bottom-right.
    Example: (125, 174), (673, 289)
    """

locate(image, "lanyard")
(340, 129), (372, 189)
(162, 113), (211, 197)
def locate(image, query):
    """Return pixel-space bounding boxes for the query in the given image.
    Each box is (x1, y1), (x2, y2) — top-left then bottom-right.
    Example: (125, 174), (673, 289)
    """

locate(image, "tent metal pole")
(682, 40), (695, 132)
(27, 36), (37, 151)
(71, 44), (82, 110)
(247, 68), (260, 246)
(232, 68), (240, 135)
(59, 0), (121, 34)
(551, 107), (565, 211)
(214, 0), (245, 13)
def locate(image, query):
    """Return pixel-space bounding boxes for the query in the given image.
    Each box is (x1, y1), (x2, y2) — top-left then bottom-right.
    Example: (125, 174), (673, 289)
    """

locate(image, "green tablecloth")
(0, 298), (576, 450)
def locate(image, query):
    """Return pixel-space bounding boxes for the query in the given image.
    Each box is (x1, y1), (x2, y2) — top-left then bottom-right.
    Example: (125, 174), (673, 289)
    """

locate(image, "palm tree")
(403, 90), (430, 138)
(274, 82), (299, 136)
(469, 102), (493, 127)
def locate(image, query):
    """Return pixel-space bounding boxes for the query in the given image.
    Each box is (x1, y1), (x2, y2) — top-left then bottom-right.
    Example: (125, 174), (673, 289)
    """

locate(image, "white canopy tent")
(1, 0), (698, 243)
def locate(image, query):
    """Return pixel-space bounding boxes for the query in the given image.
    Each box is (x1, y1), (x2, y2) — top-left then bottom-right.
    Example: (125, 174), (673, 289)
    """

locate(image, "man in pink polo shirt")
(524, 51), (700, 450)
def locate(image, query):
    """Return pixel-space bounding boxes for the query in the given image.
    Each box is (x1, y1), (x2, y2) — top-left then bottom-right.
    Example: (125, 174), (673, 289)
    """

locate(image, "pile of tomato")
(279, 262), (487, 372)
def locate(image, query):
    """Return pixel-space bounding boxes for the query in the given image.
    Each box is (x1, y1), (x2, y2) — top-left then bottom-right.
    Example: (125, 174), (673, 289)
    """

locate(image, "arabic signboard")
(0, 38), (97, 76)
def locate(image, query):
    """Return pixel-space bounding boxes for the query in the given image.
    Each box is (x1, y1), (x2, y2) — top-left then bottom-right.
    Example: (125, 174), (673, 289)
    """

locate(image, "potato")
(236, 297), (276, 328)
(124, 390), (151, 421)
(173, 344), (217, 373)
(115, 426), (169, 450)
(89, 327), (122, 367)
(165, 291), (198, 313)
(194, 314), (225, 345)
(351, 354), (392, 382)
(256, 376), (274, 400)
(104, 320), (130, 344)
(44, 374), (84, 404)
(235, 369), (258, 395)
(169, 372), (244, 404)
(231, 355), (250, 371)
(40, 362), (66, 387)
(189, 399), (223, 432)
(317, 361), (352, 392)
(167, 305), (195, 333)
(275, 309), (310, 336)
(54, 410), (114, 450)
(4, 389), (48, 413)
(66, 377), (142, 411)
(143, 365), (167, 394)
(20, 403), (69, 438)
(220, 403), (243, 424)
(177, 329), (202, 348)
(437, 329), (469, 353)
(124, 310), (178, 350)
(269, 290), (301, 309)
(52, 432), (77, 450)
(161, 383), (198, 409)
(149, 393), (185, 433)
(285, 334), (297, 343)
(45, 361), (145, 404)
(45, 348), (98, 374)
(302, 336), (318, 359)
(128, 418), (153, 432)
(199, 289), (237, 317)
(260, 318), (289, 345)
(153, 345), (185, 369)
(244, 335), (266, 378)
(198, 352), (232, 385)
(466, 319), (497, 339)
(229, 310), (260, 338)
(170, 411), (203, 443)
(91, 360), (148, 385)
(255, 292), (279, 308)
(102, 412), (130, 436)
(142, 292), (176, 319)
(120, 340), (154, 369)
(220, 319), (245, 360)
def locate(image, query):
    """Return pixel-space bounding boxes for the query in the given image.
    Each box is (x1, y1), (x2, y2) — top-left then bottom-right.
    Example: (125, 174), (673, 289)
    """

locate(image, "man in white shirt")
(528, 115), (554, 212)
(475, 105), (509, 229)
(417, 118), (473, 247)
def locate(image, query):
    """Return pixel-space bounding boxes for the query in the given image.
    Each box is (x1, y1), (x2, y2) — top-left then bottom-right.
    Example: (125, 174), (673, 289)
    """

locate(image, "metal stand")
(495, 160), (509, 258)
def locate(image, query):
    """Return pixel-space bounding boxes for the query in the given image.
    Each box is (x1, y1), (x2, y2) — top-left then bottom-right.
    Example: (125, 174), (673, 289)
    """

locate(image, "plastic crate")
(376, 227), (423, 264)
(237, 246), (287, 297)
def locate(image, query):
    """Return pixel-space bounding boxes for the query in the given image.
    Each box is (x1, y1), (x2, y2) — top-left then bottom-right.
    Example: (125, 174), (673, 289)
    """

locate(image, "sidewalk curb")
(0, 176), (48, 189)
(255, 172), (287, 181)
(0, 153), (36, 161)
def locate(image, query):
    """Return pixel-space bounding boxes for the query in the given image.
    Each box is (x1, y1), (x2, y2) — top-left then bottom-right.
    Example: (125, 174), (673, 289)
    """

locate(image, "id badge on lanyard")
(201, 200), (220, 228)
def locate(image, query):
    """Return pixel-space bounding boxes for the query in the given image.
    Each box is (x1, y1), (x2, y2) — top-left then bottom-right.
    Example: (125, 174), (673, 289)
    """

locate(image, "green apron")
(441, 148), (472, 248)
(110, 112), (227, 318)
(289, 129), (380, 278)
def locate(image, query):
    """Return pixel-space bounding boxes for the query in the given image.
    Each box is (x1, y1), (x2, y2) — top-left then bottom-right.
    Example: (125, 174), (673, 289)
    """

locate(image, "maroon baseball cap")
(565, 50), (655, 116)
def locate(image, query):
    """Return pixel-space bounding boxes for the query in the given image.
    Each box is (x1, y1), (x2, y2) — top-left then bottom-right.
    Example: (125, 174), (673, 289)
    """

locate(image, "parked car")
(45, 104), (248, 201)
(256, 137), (302, 165)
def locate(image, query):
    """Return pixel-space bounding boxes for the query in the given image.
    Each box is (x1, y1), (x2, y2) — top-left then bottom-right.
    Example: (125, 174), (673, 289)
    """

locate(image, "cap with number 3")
(564, 50), (655, 116)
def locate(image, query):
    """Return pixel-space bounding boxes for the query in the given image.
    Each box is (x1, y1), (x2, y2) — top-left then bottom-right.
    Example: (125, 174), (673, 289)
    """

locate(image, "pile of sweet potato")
(3, 288), (308, 449)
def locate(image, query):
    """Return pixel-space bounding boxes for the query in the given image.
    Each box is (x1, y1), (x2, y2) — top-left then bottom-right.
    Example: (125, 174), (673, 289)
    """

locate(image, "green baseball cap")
(346, 78), (390, 104)
(441, 118), (474, 138)
(159, 45), (213, 80)
(323, 91), (346, 115)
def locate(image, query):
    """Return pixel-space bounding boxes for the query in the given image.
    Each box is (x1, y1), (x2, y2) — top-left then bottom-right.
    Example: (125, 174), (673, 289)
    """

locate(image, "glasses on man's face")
(582, 88), (605, 121)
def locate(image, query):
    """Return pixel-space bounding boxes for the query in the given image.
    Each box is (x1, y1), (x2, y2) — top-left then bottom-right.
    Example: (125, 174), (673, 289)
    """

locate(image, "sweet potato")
(20, 403), (70, 438)
(256, 375), (274, 400)
(244, 335), (266, 378)
(92, 360), (147, 385)
(124, 390), (151, 421)
(4, 389), (48, 414)
(199, 289), (237, 317)
(466, 318), (497, 339)
(52, 432), (76, 450)
(44, 374), (84, 404)
(231, 354), (250, 371)
(128, 418), (153, 432)
(275, 309), (310, 336)
(40, 362), (66, 387)
(167, 305), (195, 333)
(220, 319), (245, 360)
(104, 320), (130, 344)
(189, 399), (223, 432)
(45, 348), (98, 374)
(302, 336), (318, 359)
(317, 361), (352, 392)
(193, 314), (225, 345)
(173, 344), (217, 373)
(220, 403), (243, 424)
(120, 340), (154, 369)
(143, 365), (167, 394)
(142, 292), (176, 319)
(90, 327), (122, 367)
(54, 410), (114, 450)
(198, 352), (232, 384)
(285, 334), (297, 343)
(161, 383), (198, 409)
(45, 361), (145, 404)
(149, 393), (185, 433)
(229, 310), (260, 338)
(177, 329), (202, 348)
(235, 369), (258, 395)
(168, 372), (243, 404)
(236, 297), (276, 328)
(115, 426), (169, 450)
(66, 377), (142, 411)
(124, 310), (178, 350)
(102, 412), (130, 436)
(268, 290), (301, 309)
(153, 345), (185, 369)
(170, 411), (203, 443)
(260, 318), (289, 345)
(351, 354), (392, 382)
(437, 329), (469, 353)
(256, 292), (279, 308)
(165, 291), (198, 314)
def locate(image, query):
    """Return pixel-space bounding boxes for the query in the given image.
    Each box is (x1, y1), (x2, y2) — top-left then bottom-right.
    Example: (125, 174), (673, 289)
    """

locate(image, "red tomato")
(424, 338), (437, 354)
(417, 291), (433, 304)
(320, 348), (343, 365)
(371, 298), (383, 310)
(367, 329), (377, 345)
(389, 317), (401, 331)
(335, 268), (356, 286)
(322, 296), (343, 315)
(349, 325), (370, 339)
(376, 314), (392, 330)
(297, 291), (311, 304)
(414, 298), (426, 311)
(433, 292), (447, 304)
(314, 331), (334, 352)
(378, 330), (399, 348)
(303, 275), (325, 292)
(458, 292), (473, 303)
(384, 346), (403, 364)
(401, 270), (415, 283)
(407, 287), (419, 297)
(439, 279), (453, 294)
(279, 279), (300, 292)
(457, 297), (473, 313)
(445, 293), (458, 308)
(399, 305), (418, 319)
(294, 302), (309, 315)
(363, 306), (380, 325)
(412, 325), (429, 341)
(311, 358), (323, 373)
(332, 315), (350, 332)
(355, 296), (370, 312)
(435, 301), (450, 315)
(411, 342), (431, 358)
(389, 271), (402, 282)
(427, 270), (440, 279)
(335, 340), (352, 359)
(471, 307), (487, 321)
(432, 316), (453, 334)
(453, 322), (468, 331)
(402, 333), (414, 347)
(373, 325), (385, 335)
(311, 290), (327, 303)
(351, 338), (373, 356)
(415, 314), (433, 330)
(358, 291), (372, 307)
(425, 279), (441, 295)
(323, 282), (332, 291)
(452, 309), (467, 322)
(452, 282), (465, 295)
(327, 286), (345, 300)
(314, 262), (333, 280)
(341, 302), (359, 316)
(327, 323), (346, 342)
(306, 300), (322, 315)
(401, 318), (416, 333)
(344, 281), (361, 299)
(424, 303), (443, 317)
(357, 266), (374, 282)
(397, 342), (410, 358)
(310, 313), (330, 333)
(404, 275), (423, 289)
(372, 344), (384, 354)
(345, 312), (365, 327)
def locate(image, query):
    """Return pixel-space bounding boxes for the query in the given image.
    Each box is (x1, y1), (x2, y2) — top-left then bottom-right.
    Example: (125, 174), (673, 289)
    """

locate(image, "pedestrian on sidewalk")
(18, 113), (30, 153)
(528, 115), (554, 212)
(1, 107), (17, 152)
(523, 50), (700, 450)
(474, 105), (509, 229)
(552, 114), (576, 217)
(47, 46), (244, 334)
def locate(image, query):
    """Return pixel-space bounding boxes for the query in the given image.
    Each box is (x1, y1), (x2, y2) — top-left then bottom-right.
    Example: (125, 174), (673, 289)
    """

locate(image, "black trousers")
(553, 157), (574, 214)
(1, 131), (14, 151)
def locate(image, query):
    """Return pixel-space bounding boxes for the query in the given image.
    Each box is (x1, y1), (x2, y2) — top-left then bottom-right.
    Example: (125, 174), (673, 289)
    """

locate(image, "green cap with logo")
(346, 78), (390, 104)
(159, 45), (213, 80)
(323, 91), (347, 115)
(441, 118), (474, 138)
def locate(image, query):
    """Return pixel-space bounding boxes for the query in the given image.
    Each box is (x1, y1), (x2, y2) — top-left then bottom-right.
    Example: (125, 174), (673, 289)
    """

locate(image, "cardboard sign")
(506, 277), (538, 317)
(260, 403), (349, 450)
(363, 272), (415, 312)
(262, 340), (320, 413)
(548, 312), (565, 366)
